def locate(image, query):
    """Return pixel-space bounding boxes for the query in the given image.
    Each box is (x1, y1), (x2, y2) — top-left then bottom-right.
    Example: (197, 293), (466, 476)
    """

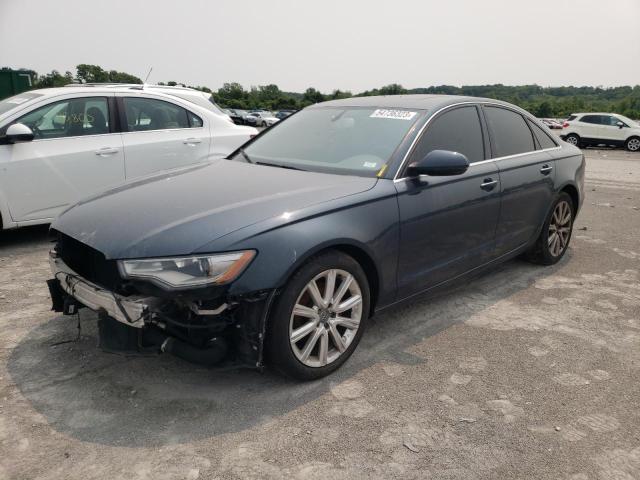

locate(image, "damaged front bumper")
(48, 251), (275, 369)
(50, 253), (154, 328)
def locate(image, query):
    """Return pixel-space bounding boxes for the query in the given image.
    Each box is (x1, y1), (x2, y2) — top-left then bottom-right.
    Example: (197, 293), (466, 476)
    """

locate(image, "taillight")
(562, 122), (569, 128)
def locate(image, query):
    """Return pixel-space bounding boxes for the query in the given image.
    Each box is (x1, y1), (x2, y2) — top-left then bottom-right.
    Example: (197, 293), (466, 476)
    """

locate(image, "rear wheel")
(266, 250), (369, 380)
(565, 133), (581, 148)
(524, 192), (575, 265)
(625, 137), (640, 152)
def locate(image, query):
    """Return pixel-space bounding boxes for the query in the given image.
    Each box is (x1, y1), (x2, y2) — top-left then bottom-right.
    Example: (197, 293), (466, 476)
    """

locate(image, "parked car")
(275, 110), (296, 120)
(561, 112), (640, 151)
(0, 85), (257, 230)
(245, 111), (279, 127)
(226, 109), (249, 125)
(48, 95), (585, 380)
(540, 118), (563, 130)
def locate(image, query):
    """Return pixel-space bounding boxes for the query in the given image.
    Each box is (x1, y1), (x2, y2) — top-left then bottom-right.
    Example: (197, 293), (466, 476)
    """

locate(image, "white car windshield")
(235, 107), (422, 177)
(0, 92), (43, 116)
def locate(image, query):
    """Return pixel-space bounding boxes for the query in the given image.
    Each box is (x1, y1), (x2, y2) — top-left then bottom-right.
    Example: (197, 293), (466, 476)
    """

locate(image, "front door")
(395, 105), (501, 297)
(0, 94), (125, 222)
(598, 115), (629, 143)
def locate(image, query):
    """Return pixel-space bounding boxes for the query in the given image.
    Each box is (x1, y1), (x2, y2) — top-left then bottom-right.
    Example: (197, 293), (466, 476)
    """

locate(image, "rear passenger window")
(528, 120), (558, 149)
(411, 106), (485, 164)
(484, 106), (535, 157)
(580, 115), (601, 124)
(123, 97), (190, 131)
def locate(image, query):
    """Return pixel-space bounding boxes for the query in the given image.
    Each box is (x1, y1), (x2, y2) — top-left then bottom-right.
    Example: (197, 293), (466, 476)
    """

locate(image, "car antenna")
(143, 67), (153, 89)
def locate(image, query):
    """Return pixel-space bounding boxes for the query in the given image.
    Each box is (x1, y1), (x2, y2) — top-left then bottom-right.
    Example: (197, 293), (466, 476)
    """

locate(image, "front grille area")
(53, 232), (122, 291)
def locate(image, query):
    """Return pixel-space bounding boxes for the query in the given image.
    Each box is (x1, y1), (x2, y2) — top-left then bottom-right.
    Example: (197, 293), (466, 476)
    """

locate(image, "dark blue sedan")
(48, 95), (585, 379)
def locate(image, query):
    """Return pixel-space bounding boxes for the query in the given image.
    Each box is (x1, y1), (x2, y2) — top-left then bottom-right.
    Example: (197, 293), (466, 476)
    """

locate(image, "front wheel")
(524, 192), (575, 265)
(265, 251), (370, 380)
(625, 137), (640, 152)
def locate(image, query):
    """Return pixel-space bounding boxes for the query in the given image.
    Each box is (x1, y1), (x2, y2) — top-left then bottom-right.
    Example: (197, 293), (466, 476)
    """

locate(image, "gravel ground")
(0, 148), (639, 480)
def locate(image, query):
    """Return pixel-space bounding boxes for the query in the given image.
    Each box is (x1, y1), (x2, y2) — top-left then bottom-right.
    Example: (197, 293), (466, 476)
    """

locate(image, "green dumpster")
(0, 69), (36, 100)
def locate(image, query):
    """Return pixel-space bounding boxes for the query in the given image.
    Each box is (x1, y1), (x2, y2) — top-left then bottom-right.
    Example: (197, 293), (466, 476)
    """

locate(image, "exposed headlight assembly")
(118, 251), (256, 289)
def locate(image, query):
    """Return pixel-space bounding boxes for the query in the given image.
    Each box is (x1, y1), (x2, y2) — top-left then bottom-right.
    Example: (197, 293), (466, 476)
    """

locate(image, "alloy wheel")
(566, 135), (579, 146)
(548, 200), (572, 257)
(628, 138), (640, 151)
(289, 269), (363, 368)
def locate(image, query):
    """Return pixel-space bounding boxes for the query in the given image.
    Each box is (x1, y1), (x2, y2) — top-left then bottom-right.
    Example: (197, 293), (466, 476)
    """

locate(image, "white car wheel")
(625, 137), (640, 152)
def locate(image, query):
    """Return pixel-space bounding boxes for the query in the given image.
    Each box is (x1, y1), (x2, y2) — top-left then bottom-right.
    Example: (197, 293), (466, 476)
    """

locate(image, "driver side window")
(410, 106), (485, 165)
(9, 97), (110, 140)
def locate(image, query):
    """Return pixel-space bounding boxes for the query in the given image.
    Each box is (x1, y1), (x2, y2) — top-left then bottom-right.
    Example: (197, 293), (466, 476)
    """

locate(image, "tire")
(564, 133), (581, 148)
(625, 136), (640, 152)
(265, 250), (370, 380)
(524, 192), (575, 266)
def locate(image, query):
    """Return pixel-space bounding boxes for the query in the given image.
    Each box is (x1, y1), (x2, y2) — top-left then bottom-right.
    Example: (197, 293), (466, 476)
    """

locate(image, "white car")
(0, 85), (257, 230)
(561, 112), (640, 152)
(245, 111), (279, 127)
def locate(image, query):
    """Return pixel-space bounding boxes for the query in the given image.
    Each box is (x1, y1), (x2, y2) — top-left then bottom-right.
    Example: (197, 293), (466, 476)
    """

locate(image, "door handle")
(480, 178), (498, 191)
(540, 164), (553, 175)
(94, 147), (118, 156)
(183, 138), (202, 145)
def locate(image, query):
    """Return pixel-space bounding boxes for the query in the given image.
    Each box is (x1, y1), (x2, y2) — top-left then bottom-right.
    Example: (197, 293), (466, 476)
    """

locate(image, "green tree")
(302, 87), (325, 105)
(378, 84), (406, 96)
(35, 70), (74, 88)
(76, 64), (141, 84)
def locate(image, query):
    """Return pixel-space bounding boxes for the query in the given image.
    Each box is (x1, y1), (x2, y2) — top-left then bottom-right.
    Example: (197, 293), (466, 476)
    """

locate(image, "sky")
(1, 0), (639, 93)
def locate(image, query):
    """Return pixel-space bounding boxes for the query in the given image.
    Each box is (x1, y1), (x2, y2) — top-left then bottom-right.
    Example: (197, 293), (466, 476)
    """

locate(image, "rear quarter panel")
(549, 144), (585, 213)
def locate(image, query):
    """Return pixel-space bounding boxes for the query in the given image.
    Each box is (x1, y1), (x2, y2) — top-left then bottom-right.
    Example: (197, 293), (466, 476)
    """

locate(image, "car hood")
(52, 160), (378, 259)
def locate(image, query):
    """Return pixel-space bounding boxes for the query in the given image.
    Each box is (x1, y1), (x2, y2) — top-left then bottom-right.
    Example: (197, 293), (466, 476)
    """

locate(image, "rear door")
(577, 114), (603, 140)
(118, 95), (211, 179)
(483, 106), (557, 256)
(395, 104), (502, 296)
(0, 93), (125, 222)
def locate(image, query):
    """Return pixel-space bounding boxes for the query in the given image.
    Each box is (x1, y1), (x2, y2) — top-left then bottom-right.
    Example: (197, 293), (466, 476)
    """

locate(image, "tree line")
(19, 65), (640, 118)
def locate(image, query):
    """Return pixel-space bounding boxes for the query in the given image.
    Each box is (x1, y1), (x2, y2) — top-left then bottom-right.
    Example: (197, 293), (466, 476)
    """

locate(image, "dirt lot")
(1, 148), (639, 480)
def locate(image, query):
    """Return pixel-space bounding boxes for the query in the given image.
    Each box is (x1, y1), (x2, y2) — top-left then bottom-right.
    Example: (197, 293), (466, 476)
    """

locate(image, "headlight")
(118, 251), (255, 289)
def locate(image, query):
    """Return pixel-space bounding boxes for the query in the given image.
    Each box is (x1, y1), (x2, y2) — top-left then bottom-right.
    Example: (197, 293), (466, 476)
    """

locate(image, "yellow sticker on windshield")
(377, 164), (388, 177)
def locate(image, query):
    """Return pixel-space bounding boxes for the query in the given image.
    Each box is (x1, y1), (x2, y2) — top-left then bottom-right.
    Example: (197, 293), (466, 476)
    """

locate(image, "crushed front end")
(47, 232), (275, 369)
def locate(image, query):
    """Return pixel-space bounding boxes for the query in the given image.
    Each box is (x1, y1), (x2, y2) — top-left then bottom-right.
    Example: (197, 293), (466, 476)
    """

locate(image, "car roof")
(571, 112), (620, 116)
(27, 84), (209, 98)
(309, 94), (514, 111)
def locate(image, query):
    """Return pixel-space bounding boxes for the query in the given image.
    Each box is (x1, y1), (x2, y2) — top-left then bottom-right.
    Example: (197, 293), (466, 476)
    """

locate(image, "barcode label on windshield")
(370, 109), (417, 120)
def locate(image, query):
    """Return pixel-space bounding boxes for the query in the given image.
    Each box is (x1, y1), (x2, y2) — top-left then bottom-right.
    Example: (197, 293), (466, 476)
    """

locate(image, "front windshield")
(0, 92), (43, 116)
(235, 107), (422, 177)
(618, 114), (639, 126)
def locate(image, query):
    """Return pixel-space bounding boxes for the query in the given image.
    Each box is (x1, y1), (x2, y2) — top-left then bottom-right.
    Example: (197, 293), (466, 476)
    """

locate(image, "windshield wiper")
(256, 161), (306, 171)
(238, 148), (253, 164)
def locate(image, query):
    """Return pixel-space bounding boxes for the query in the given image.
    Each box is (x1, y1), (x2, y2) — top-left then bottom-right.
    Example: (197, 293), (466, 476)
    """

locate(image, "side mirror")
(616, 121), (624, 129)
(6, 123), (35, 143)
(406, 149), (469, 178)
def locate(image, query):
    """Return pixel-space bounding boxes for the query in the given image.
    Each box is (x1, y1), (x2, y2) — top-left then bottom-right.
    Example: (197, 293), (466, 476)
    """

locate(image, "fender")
(206, 183), (402, 310)
(0, 189), (16, 230)
(273, 237), (380, 289)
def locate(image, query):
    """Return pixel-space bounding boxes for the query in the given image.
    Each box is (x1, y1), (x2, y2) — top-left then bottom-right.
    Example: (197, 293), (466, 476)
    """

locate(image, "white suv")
(561, 112), (640, 152)
(0, 85), (257, 230)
